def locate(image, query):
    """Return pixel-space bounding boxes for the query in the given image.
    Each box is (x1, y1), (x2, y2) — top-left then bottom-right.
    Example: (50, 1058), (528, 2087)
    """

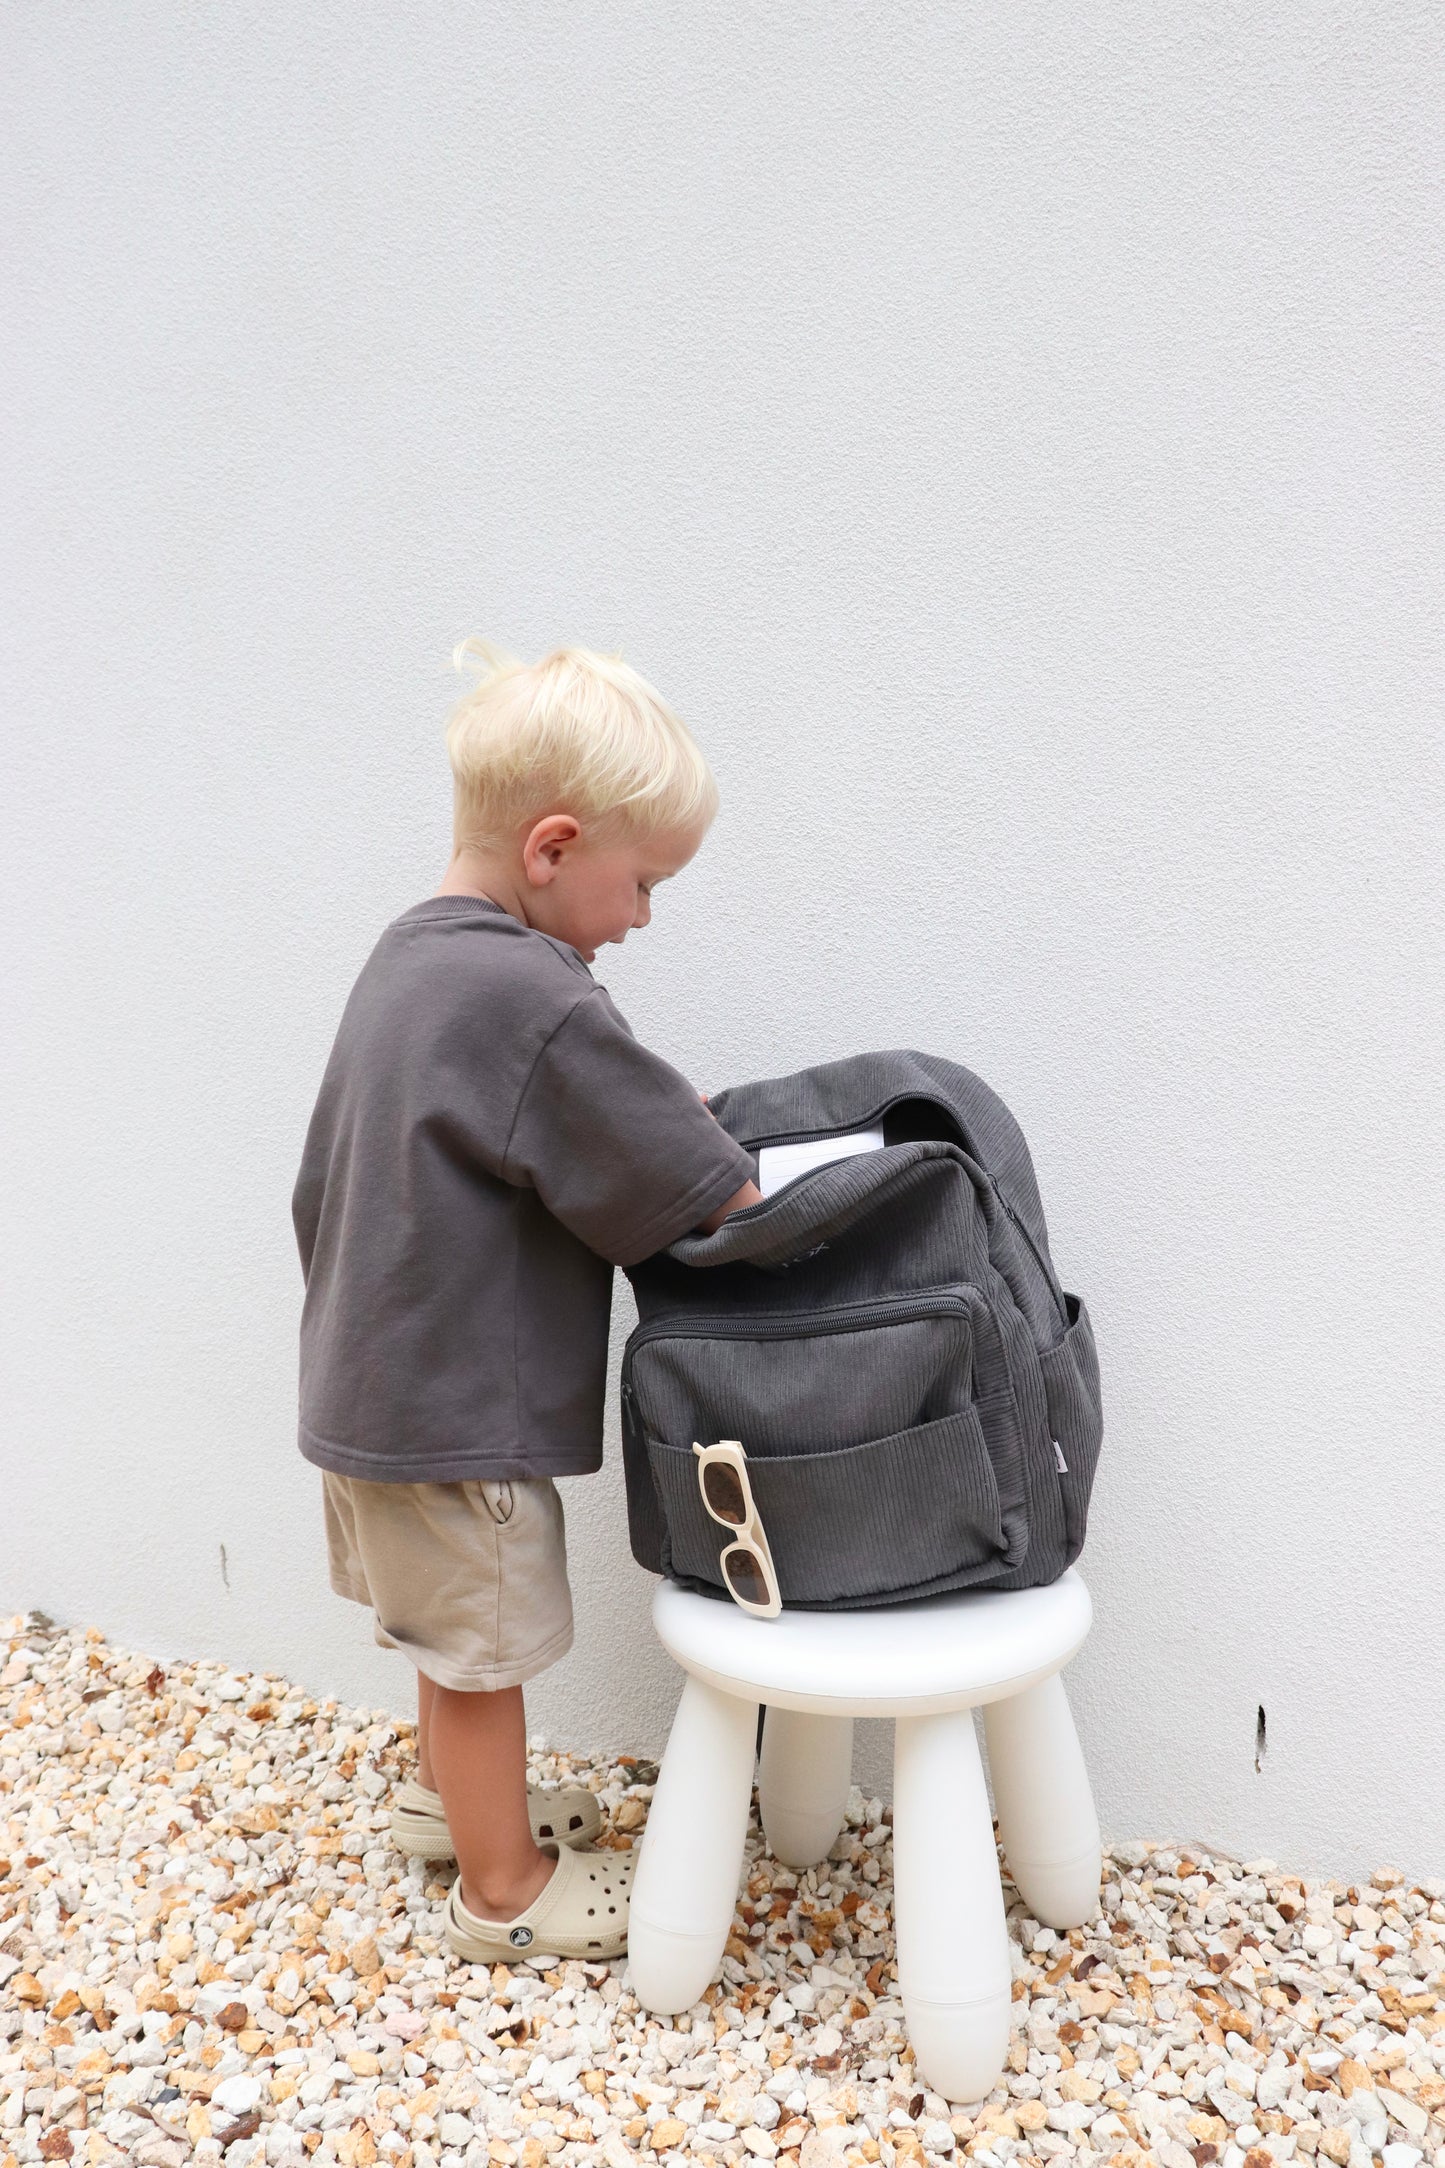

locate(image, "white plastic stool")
(628, 1571), (1100, 2104)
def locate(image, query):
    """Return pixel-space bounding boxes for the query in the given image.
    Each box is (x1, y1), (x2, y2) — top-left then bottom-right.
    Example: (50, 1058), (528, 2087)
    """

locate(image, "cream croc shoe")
(389, 1777), (602, 1860)
(444, 1843), (633, 1962)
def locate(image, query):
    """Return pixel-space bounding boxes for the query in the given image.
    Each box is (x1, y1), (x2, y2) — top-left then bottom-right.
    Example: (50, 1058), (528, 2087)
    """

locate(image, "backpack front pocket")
(646, 1408), (1011, 1604)
(623, 1292), (1028, 1605)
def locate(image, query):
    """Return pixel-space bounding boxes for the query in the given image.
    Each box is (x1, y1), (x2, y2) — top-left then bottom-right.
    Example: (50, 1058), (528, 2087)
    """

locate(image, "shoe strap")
(394, 1777), (444, 1814)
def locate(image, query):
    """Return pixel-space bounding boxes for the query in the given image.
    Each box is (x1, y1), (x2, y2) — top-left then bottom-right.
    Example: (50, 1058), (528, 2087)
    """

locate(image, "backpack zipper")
(735, 1090), (928, 1154)
(620, 1292), (977, 1430)
(719, 1095), (1067, 1316)
(719, 1091), (957, 1220)
(698, 1133), (1070, 1330)
(988, 1179), (1069, 1326)
(626, 1289), (976, 1352)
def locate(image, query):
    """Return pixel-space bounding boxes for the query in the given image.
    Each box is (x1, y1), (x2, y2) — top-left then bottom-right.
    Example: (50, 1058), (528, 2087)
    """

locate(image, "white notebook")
(756, 1125), (885, 1198)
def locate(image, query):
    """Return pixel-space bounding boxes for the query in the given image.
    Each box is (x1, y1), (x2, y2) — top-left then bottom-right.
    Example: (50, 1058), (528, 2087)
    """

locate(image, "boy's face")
(520, 815), (706, 962)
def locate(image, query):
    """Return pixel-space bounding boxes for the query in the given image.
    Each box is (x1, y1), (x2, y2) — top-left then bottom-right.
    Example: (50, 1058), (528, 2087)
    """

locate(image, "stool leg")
(758, 1708), (853, 1869)
(628, 1676), (758, 2014)
(983, 1673), (1101, 1928)
(892, 1709), (1012, 2105)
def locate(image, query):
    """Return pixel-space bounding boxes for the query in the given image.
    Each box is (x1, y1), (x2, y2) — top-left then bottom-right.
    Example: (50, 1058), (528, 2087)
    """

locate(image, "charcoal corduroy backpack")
(620, 1050), (1102, 1608)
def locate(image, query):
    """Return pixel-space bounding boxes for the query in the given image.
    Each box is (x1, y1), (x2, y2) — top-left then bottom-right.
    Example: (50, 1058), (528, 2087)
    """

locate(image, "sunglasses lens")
(702, 1462), (748, 1525)
(722, 1544), (772, 1609)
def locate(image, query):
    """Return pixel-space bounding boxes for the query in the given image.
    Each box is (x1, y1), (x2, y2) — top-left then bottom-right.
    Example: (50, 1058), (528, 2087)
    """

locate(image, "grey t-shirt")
(291, 895), (754, 1483)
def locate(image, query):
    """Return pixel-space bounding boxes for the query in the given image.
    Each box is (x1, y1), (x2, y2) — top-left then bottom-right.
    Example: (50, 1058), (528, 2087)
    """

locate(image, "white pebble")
(1047, 2101), (1094, 2131)
(196, 1983), (248, 2018)
(1256, 2065), (1293, 2111)
(211, 2074), (262, 2115)
(4, 1614), (1441, 2168)
(1378, 2088), (1429, 2139)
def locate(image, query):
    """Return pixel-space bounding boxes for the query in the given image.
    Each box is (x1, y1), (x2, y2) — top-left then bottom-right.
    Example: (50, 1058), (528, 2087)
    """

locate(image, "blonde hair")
(445, 639), (719, 852)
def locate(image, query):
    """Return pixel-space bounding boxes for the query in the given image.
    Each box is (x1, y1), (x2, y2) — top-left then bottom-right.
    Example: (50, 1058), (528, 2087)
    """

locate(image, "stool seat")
(653, 1570), (1092, 1716)
(630, 1573), (1102, 2107)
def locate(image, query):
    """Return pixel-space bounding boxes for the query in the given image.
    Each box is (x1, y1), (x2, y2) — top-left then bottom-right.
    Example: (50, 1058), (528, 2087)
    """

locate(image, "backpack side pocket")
(1037, 1292), (1103, 1561)
(620, 1365), (672, 1577)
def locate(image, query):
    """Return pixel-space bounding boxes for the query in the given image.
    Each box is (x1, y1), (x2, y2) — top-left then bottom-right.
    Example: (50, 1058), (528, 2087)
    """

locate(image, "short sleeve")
(502, 987), (757, 1267)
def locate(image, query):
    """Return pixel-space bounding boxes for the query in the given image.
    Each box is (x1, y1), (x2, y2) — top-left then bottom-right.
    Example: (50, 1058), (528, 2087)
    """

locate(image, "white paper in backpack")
(756, 1126), (885, 1198)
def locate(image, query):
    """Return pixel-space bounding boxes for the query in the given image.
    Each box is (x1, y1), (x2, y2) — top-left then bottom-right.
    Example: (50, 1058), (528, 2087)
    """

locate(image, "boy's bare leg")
(425, 1677), (554, 1920)
(416, 1669), (437, 1789)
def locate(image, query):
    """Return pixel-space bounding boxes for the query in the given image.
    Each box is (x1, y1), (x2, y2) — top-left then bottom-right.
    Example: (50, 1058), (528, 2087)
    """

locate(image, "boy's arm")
(693, 1096), (762, 1229)
(500, 988), (759, 1267)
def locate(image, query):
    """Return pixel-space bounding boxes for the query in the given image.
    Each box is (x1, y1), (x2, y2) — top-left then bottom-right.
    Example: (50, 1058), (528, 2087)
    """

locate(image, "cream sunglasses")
(692, 1438), (782, 1619)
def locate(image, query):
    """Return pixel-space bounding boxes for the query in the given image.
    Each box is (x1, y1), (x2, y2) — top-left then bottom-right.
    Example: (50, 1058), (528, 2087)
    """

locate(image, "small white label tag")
(1053, 1438), (1069, 1474)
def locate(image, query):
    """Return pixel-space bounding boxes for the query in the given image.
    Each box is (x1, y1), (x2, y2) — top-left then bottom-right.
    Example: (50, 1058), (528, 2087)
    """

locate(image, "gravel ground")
(3, 1610), (1443, 2168)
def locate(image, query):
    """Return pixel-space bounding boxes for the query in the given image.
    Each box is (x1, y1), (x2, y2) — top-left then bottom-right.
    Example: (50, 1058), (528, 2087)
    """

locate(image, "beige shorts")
(322, 1471), (573, 1692)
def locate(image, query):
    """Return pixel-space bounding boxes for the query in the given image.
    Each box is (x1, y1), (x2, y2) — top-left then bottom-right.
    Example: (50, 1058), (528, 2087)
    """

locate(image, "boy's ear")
(521, 814), (582, 886)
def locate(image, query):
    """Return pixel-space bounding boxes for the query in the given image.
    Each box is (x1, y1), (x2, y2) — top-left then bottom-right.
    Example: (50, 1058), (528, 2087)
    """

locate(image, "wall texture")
(4, 1), (1442, 1880)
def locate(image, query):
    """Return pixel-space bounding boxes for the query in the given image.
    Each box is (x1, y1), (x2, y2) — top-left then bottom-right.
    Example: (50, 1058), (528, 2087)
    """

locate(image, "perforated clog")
(443, 1842), (633, 1962)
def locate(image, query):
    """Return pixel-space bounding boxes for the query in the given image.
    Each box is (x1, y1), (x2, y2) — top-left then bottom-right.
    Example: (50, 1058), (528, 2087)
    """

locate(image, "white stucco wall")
(4, 3), (1442, 1882)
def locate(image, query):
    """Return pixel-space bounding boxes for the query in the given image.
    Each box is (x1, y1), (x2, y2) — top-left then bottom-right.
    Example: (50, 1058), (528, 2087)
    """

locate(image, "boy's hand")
(697, 1177), (763, 1233)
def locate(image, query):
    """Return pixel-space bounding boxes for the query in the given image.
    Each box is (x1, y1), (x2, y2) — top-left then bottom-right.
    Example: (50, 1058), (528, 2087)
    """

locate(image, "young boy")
(290, 641), (762, 1963)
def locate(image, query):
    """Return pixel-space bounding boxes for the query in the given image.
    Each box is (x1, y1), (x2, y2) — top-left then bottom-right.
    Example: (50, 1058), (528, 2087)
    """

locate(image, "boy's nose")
(634, 896), (652, 929)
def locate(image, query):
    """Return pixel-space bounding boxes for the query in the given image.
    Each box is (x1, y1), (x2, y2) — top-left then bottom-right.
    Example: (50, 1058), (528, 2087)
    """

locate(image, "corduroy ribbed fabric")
(621, 1050), (1103, 1608)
